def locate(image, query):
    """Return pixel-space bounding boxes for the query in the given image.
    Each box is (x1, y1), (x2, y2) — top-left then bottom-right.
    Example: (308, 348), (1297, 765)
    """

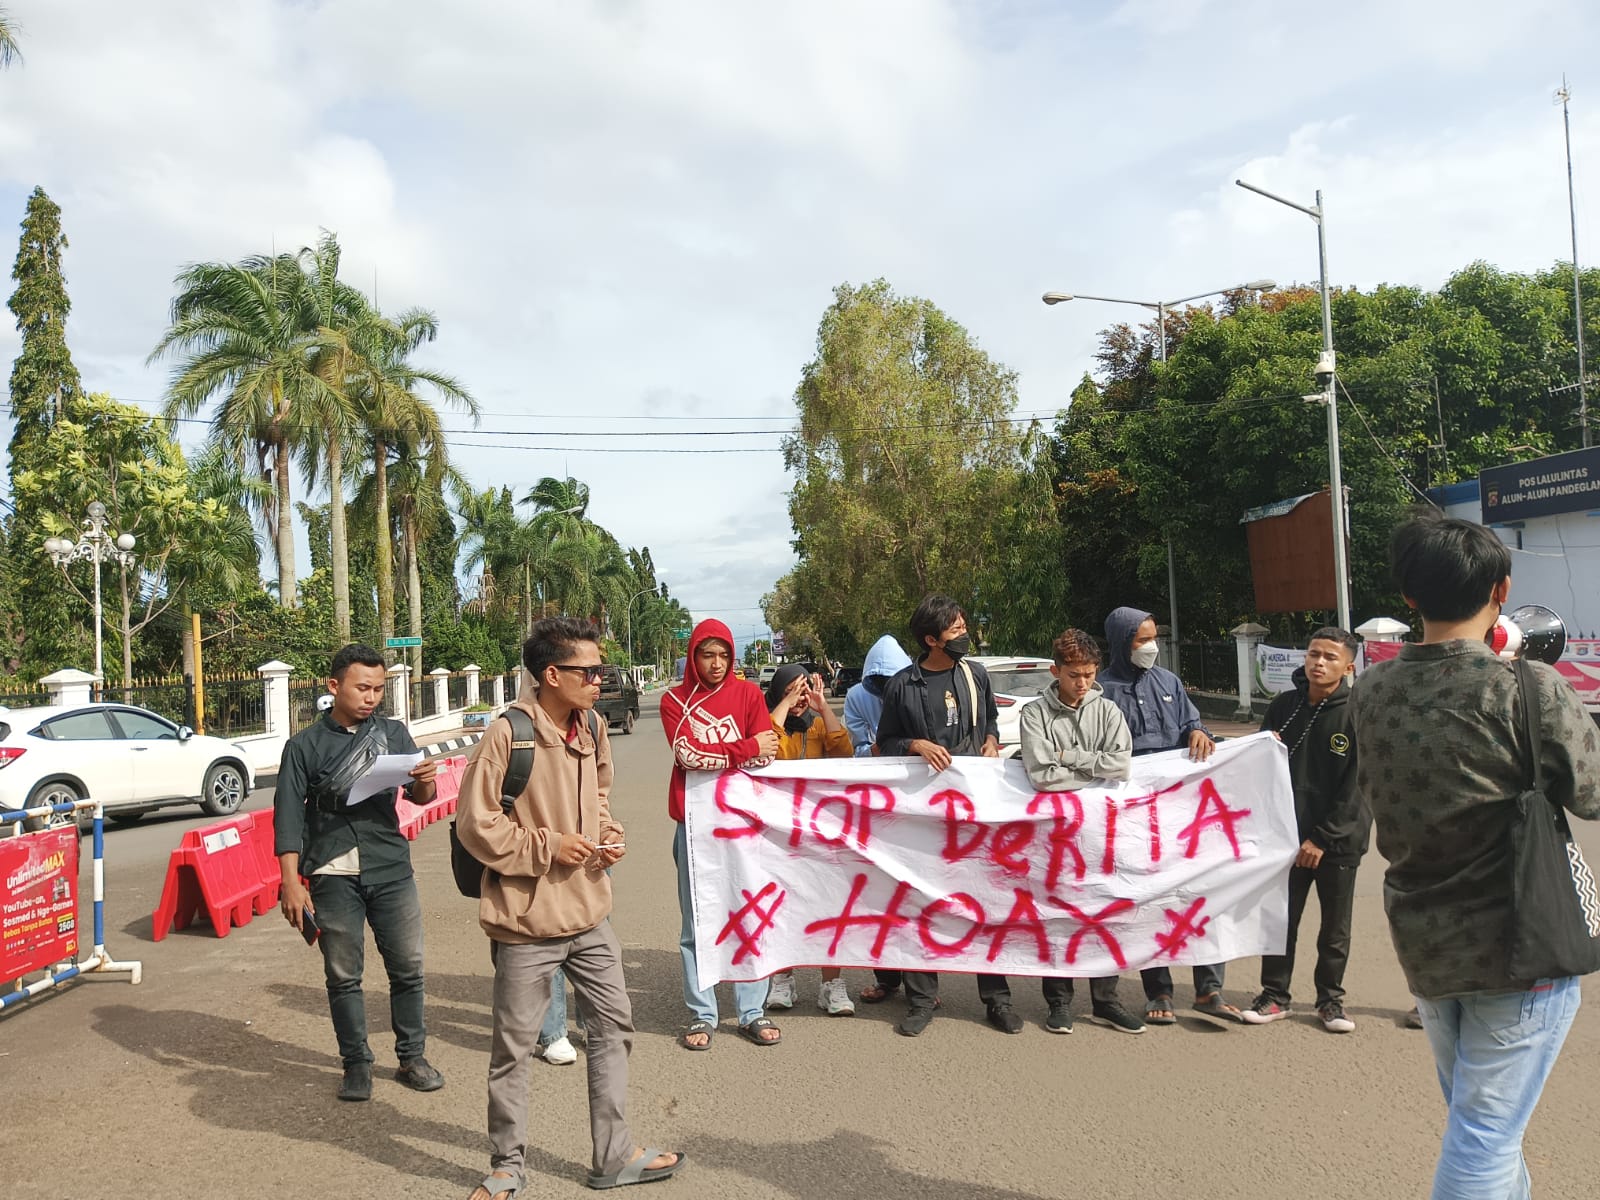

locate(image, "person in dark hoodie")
(1099, 606), (1243, 1026)
(1242, 627), (1368, 1033)
(873, 595), (1003, 1037)
(660, 619), (781, 1050)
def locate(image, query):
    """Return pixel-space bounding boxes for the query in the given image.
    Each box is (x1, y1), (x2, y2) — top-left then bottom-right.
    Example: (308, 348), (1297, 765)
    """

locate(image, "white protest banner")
(684, 732), (1297, 990)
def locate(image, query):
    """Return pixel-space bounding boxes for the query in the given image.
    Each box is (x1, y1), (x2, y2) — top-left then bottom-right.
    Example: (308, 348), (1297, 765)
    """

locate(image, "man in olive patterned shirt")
(1351, 510), (1600, 1200)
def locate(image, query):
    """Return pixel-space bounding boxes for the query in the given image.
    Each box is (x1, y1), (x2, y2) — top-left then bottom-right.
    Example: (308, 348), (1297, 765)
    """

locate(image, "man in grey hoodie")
(1018, 629), (1145, 1035)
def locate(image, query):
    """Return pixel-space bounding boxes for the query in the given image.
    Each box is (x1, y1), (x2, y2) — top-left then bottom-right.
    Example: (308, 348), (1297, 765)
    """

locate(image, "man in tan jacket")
(457, 617), (684, 1199)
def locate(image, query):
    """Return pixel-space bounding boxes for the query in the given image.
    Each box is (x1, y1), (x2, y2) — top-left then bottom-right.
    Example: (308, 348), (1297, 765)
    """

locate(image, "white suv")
(0, 703), (254, 834)
(966, 656), (1056, 758)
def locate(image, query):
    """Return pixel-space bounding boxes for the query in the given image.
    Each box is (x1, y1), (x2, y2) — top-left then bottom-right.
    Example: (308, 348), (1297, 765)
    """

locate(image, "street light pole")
(625, 574), (666, 686)
(1042, 277), (1276, 653)
(42, 501), (138, 687)
(1558, 78), (1589, 446)
(1235, 179), (1352, 631)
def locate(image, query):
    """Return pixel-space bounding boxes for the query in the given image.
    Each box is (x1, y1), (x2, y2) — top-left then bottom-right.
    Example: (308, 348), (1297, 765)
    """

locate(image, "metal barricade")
(0, 799), (143, 1009)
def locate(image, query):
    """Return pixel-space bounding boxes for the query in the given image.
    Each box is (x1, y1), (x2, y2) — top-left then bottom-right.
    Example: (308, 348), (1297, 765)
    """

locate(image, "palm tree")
(295, 232), (369, 643)
(169, 444), (269, 687)
(347, 309), (476, 653)
(0, 7), (22, 69)
(151, 253), (336, 607)
(521, 476), (592, 617)
(389, 430), (464, 678)
(457, 485), (545, 634)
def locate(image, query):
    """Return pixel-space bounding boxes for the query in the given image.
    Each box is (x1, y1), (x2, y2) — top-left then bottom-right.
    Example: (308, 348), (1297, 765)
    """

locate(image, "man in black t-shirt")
(871, 595), (1001, 1037)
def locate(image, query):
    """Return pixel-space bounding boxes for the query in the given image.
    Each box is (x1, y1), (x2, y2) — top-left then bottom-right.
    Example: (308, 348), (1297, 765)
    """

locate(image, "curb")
(420, 732), (483, 757)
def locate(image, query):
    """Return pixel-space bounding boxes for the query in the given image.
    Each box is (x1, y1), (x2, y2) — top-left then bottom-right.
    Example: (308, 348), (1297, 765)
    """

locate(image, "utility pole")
(1558, 77), (1589, 446)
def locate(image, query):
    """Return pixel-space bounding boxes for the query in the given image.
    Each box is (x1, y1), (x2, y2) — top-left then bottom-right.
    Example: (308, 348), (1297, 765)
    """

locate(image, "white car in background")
(0, 703), (253, 834)
(967, 655), (1056, 758)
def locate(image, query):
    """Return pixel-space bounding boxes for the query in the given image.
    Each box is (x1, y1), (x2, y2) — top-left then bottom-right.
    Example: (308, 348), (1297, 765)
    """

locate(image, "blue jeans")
(673, 822), (768, 1025)
(309, 873), (427, 1067)
(1416, 976), (1581, 1200)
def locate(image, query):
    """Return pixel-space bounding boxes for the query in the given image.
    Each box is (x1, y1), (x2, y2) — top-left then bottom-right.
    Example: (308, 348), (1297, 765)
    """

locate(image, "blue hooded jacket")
(1098, 606), (1209, 756)
(843, 635), (914, 756)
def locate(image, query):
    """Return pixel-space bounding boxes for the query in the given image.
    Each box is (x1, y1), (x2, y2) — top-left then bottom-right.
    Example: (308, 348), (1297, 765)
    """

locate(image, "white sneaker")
(767, 972), (796, 1010)
(817, 977), (855, 1016)
(540, 1035), (578, 1065)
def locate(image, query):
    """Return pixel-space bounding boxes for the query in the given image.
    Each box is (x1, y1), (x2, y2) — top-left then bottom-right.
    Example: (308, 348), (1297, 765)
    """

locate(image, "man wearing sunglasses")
(457, 617), (684, 1197)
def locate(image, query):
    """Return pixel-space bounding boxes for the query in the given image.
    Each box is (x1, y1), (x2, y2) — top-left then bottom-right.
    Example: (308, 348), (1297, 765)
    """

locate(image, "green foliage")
(772, 279), (1033, 657)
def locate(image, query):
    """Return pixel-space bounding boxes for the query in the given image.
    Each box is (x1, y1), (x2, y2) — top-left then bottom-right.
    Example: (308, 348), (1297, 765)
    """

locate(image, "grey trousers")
(487, 921), (637, 1183)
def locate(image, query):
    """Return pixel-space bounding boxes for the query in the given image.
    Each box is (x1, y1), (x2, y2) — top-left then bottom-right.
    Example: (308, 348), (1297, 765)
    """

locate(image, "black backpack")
(449, 706), (598, 899)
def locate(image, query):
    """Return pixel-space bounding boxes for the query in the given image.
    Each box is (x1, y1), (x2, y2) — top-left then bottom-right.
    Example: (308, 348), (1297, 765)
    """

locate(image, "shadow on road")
(690, 1128), (1055, 1200)
(86, 1003), (585, 1190)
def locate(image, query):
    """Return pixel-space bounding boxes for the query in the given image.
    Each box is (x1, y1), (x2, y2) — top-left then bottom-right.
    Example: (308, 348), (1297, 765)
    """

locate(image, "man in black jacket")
(871, 595), (1001, 1038)
(1242, 627), (1369, 1033)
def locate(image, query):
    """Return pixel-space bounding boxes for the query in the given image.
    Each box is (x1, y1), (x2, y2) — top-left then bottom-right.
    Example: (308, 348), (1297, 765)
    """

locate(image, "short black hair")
(910, 594), (964, 651)
(1052, 629), (1102, 667)
(1307, 626), (1359, 657)
(330, 643), (385, 680)
(523, 616), (600, 680)
(1390, 508), (1512, 622)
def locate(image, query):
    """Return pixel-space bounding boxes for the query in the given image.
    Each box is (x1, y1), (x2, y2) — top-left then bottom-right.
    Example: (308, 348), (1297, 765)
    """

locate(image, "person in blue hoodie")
(843, 635), (914, 757)
(1098, 606), (1244, 1027)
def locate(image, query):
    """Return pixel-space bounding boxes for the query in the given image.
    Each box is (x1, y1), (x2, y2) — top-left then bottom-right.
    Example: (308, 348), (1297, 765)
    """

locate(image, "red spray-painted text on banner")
(684, 732), (1298, 988)
(1, 827), (79, 982)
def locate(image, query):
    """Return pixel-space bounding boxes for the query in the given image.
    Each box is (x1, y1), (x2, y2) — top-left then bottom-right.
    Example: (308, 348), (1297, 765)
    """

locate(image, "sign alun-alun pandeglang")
(1480, 446), (1600, 524)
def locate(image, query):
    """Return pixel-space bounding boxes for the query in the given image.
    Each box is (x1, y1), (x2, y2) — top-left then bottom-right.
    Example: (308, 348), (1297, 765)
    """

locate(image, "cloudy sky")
(1, 0), (1596, 649)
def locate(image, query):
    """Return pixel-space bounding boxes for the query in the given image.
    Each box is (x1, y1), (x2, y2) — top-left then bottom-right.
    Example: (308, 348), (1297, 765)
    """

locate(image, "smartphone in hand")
(300, 908), (322, 947)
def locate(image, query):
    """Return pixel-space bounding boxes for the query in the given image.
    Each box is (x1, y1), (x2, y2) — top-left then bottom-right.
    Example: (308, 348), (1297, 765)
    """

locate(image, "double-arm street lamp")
(42, 501), (137, 686)
(1234, 178), (1351, 631)
(1041, 278), (1276, 648)
(1042, 279), (1276, 362)
(625, 572), (667, 683)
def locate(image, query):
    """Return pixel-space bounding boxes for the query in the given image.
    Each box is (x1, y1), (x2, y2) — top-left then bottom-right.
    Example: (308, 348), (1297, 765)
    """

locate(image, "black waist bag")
(449, 707), (598, 899)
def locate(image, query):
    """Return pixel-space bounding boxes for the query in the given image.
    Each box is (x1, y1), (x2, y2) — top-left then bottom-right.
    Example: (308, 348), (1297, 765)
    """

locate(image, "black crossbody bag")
(449, 707), (598, 899)
(1507, 659), (1600, 980)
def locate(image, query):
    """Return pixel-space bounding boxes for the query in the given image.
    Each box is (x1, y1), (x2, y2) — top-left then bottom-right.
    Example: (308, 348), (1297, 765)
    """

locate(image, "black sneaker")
(896, 1006), (936, 1037)
(1090, 1002), (1146, 1035)
(394, 1056), (445, 1092)
(1319, 1002), (1356, 1033)
(1045, 1004), (1074, 1034)
(338, 1061), (372, 1102)
(986, 1003), (1024, 1034)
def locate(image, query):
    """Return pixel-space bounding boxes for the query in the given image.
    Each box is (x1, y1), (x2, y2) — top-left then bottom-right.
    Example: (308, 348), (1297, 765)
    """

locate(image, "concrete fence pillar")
(431, 666), (451, 715)
(257, 660), (293, 735)
(1230, 622), (1269, 720)
(464, 663), (481, 708)
(388, 663), (412, 724)
(40, 668), (97, 708)
(491, 673), (507, 707)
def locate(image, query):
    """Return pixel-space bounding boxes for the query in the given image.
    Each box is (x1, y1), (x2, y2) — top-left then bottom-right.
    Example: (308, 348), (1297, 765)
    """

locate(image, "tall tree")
(0, 6), (20, 69)
(151, 253), (338, 607)
(347, 308), (475, 654)
(8, 187), (82, 469)
(296, 232), (369, 643)
(775, 279), (1029, 651)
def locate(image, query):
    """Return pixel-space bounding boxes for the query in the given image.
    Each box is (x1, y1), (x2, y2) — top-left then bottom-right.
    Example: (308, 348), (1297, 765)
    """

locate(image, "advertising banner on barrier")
(684, 732), (1298, 989)
(1, 828), (79, 981)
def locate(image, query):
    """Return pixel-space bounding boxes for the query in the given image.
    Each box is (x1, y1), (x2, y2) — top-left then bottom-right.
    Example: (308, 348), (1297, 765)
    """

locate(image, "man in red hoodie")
(661, 619), (781, 1050)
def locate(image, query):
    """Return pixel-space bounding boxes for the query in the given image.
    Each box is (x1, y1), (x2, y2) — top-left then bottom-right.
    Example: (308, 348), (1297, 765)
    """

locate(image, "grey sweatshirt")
(1018, 681), (1133, 788)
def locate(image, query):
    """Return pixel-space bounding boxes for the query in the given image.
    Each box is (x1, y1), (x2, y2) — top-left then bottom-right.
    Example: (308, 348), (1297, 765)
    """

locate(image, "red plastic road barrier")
(151, 811), (277, 941)
(397, 754), (467, 841)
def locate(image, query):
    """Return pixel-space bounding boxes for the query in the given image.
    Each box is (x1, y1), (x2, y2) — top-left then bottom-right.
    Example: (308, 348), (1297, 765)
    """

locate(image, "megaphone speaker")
(1488, 604), (1567, 665)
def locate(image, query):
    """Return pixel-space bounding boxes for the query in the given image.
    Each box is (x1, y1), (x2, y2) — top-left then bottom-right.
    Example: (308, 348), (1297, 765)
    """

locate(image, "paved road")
(3, 696), (1598, 1198)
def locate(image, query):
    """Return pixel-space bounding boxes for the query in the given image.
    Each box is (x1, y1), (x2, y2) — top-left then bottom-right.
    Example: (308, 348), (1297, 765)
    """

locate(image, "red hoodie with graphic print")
(660, 618), (771, 821)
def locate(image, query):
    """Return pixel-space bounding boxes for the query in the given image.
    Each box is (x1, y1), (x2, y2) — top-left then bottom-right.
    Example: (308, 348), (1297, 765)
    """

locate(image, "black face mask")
(942, 634), (971, 660)
(863, 674), (887, 697)
(783, 708), (817, 735)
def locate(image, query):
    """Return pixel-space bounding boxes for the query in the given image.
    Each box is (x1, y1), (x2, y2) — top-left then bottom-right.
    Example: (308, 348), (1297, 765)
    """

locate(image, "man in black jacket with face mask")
(1243, 627), (1369, 1033)
(873, 595), (1002, 1037)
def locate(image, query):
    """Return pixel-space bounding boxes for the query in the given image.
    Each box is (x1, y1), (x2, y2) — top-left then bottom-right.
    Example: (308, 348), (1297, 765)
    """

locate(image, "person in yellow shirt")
(761, 664), (854, 1014)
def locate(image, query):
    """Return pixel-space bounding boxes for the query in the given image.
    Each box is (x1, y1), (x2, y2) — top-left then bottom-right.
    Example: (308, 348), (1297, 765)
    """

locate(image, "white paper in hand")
(345, 752), (423, 806)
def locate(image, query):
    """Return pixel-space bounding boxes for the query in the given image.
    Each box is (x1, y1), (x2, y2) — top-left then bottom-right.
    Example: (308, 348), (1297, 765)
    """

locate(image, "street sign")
(675, 627), (691, 637)
(385, 636), (423, 648)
